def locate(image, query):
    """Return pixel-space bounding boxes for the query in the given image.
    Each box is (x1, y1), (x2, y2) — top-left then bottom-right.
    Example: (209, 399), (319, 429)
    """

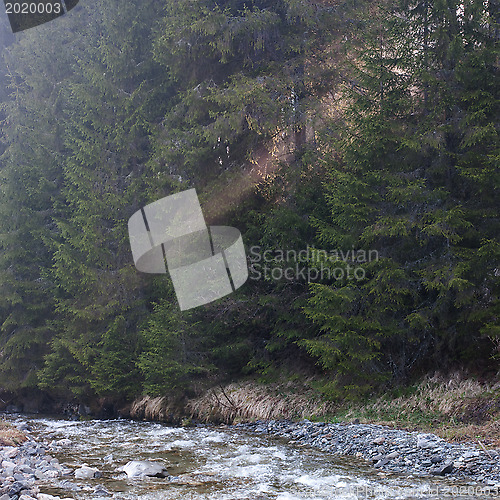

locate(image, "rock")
(18, 465), (34, 475)
(3, 448), (19, 460)
(372, 436), (385, 445)
(74, 465), (101, 479)
(59, 480), (82, 491)
(44, 469), (61, 479)
(1, 460), (17, 470)
(56, 439), (72, 447)
(19, 495), (36, 500)
(122, 460), (169, 479)
(0, 495), (8, 500)
(416, 434), (439, 449)
(93, 486), (112, 497)
(431, 462), (454, 475)
(34, 470), (47, 480)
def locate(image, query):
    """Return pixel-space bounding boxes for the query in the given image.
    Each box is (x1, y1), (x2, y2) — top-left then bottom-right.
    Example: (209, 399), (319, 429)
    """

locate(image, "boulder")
(122, 460), (169, 479)
(74, 465), (101, 479)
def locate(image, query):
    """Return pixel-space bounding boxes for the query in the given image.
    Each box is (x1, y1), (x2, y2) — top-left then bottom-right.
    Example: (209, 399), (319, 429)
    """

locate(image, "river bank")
(130, 373), (500, 449)
(237, 419), (500, 489)
(0, 422), (71, 500)
(2, 373), (499, 448)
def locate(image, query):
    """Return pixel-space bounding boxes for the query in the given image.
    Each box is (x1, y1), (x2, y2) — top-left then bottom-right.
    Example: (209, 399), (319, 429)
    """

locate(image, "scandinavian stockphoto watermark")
(249, 245), (379, 283)
(128, 189), (248, 311)
(3, 0), (79, 33)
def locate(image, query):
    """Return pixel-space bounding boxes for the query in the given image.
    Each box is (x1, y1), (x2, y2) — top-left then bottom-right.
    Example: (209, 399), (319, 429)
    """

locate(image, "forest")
(0, 0), (498, 409)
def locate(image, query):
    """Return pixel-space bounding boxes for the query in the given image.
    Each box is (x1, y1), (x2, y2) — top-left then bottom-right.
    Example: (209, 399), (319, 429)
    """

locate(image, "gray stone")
(431, 462), (454, 475)
(74, 466), (101, 479)
(122, 460), (169, 479)
(8, 481), (23, 495)
(34, 470), (46, 480)
(1, 461), (16, 470)
(375, 458), (389, 468)
(18, 466), (34, 475)
(59, 480), (82, 491)
(416, 434), (439, 449)
(56, 439), (72, 447)
(3, 448), (19, 460)
(93, 486), (112, 497)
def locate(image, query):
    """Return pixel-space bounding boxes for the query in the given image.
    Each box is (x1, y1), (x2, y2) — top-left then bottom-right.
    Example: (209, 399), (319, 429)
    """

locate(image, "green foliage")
(137, 295), (208, 396)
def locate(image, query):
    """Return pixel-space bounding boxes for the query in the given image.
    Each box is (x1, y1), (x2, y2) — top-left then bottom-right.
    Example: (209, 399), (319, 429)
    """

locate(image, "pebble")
(0, 429), (72, 499)
(234, 419), (500, 485)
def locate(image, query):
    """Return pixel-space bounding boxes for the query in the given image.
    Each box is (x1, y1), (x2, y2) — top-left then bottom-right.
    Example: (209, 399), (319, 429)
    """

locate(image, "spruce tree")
(304, 0), (499, 397)
(0, 14), (85, 390)
(39, 0), (172, 398)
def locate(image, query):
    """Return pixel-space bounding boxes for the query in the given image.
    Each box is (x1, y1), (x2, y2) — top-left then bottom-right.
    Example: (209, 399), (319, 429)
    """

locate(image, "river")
(3, 415), (498, 499)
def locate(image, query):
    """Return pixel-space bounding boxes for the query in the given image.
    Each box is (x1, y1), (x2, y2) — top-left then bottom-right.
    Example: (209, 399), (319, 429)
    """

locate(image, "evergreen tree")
(0, 14), (85, 390)
(304, 0), (499, 397)
(39, 0), (172, 398)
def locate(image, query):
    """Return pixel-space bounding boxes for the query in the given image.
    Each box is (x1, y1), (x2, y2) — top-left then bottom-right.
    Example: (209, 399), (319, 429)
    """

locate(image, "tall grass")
(188, 381), (335, 423)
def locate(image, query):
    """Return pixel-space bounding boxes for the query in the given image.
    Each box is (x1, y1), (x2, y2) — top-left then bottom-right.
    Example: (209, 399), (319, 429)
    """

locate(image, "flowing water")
(3, 416), (498, 499)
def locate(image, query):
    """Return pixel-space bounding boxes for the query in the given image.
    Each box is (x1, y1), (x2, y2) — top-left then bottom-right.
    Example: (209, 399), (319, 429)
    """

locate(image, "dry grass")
(0, 419), (28, 446)
(339, 372), (500, 448)
(188, 380), (336, 423)
(187, 372), (499, 448)
(129, 395), (185, 422)
(126, 372), (499, 449)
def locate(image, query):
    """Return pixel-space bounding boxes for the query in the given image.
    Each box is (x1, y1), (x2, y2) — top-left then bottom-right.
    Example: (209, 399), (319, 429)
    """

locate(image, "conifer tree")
(304, 0), (499, 397)
(39, 0), (172, 398)
(0, 15), (85, 390)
